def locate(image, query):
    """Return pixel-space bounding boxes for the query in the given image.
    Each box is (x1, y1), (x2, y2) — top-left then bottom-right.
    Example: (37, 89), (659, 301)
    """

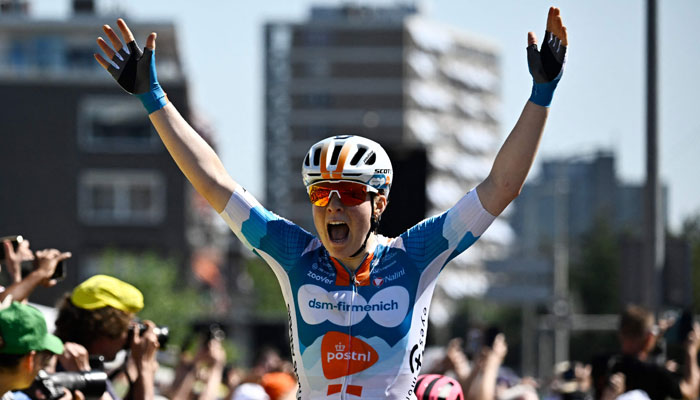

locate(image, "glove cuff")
(136, 83), (168, 114)
(529, 78), (559, 107)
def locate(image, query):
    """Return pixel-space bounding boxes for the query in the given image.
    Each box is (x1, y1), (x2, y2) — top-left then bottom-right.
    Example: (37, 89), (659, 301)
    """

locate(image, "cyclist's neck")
(335, 234), (377, 272)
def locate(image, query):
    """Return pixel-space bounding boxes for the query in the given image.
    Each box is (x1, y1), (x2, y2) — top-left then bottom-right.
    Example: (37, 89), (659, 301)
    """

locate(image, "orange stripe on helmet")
(320, 142), (331, 180)
(331, 142), (353, 179)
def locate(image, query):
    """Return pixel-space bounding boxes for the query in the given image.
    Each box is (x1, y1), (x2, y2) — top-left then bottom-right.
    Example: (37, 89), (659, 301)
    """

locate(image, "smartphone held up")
(1, 235), (67, 281)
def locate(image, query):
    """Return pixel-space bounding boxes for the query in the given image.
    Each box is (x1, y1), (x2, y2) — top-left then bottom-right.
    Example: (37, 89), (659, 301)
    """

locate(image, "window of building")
(78, 96), (160, 152)
(301, 29), (331, 46)
(7, 37), (64, 72)
(305, 93), (331, 107)
(66, 46), (98, 70)
(78, 169), (165, 225)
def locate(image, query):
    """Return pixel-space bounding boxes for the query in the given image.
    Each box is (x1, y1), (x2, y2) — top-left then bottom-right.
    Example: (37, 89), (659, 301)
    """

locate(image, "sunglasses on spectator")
(307, 181), (377, 207)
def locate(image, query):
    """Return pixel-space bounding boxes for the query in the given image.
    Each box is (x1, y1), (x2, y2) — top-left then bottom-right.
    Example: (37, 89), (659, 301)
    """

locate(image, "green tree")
(95, 250), (208, 350)
(244, 257), (287, 317)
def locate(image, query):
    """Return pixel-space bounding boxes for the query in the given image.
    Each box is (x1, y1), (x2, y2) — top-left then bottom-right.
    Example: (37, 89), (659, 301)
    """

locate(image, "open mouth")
(327, 221), (349, 242)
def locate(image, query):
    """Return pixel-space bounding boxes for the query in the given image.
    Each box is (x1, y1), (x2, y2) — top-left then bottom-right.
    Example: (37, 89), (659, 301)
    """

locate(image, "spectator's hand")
(33, 248), (71, 287)
(56, 388), (85, 400)
(658, 315), (675, 335)
(201, 337), (227, 367)
(602, 372), (626, 400)
(445, 338), (471, 379)
(684, 322), (700, 354)
(2, 238), (33, 283)
(130, 319), (160, 376)
(575, 363), (593, 392)
(225, 366), (245, 391)
(58, 342), (91, 371)
(520, 376), (539, 389)
(488, 333), (508, 362)
(665, 359), (679, 373)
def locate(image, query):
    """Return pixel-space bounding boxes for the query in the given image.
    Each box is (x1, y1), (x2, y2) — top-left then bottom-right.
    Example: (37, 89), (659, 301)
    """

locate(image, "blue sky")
(32, 0), (700, 232)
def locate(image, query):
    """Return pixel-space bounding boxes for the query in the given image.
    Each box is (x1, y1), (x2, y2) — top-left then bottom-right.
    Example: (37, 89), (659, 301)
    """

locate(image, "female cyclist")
(93, 7), (567, 398)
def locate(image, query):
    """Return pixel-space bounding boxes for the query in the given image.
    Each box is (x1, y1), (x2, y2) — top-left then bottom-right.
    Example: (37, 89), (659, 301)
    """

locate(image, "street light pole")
(553, 163), (570, 364)
(644, 0), (664, 311)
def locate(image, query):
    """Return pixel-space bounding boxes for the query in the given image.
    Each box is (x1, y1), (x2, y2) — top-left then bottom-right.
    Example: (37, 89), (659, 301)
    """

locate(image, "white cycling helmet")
(302, 135), (393, 196)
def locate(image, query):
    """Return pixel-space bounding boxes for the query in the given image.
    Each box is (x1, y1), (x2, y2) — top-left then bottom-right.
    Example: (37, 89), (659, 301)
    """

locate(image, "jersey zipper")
(337, 256), (367, 400)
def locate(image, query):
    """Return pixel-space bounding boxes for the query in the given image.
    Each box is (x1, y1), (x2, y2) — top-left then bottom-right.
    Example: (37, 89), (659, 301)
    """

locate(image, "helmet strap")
(349, 194), (378, 258)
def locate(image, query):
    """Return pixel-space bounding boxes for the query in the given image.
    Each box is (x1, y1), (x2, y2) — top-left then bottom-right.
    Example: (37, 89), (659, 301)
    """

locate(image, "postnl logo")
(321, 331), (378, 379)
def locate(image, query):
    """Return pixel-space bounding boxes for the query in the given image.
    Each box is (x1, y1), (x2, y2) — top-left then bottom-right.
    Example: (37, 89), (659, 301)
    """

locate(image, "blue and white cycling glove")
(108, 40), (168, 114)
(527, 31), (566, 107)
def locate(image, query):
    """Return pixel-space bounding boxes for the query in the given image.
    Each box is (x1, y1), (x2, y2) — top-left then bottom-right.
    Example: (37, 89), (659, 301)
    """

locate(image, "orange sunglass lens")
(341, 187), (368, 205)
(308, 183), (368, 207)
(309, 187), (331, 206)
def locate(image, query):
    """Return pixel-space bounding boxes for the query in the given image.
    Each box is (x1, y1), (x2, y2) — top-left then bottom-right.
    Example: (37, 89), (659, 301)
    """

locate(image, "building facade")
(0, 4), (194, 305)
(510, 151), (668, 259)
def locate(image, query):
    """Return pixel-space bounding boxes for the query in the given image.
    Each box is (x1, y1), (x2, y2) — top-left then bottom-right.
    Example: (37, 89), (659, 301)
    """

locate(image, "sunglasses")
(308, 181), (378, 207)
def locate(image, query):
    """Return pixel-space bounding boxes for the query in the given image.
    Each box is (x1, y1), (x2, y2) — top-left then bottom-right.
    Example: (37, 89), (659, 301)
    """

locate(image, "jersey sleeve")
(400, 188), (495, 272)
(219, 186), (315, 271)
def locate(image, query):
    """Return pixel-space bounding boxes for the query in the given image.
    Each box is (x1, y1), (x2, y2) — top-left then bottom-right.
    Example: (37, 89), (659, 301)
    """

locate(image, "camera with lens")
(0, 235), (67, 281)
(124, 322), (169, 349)
(26, 370), (107, 400)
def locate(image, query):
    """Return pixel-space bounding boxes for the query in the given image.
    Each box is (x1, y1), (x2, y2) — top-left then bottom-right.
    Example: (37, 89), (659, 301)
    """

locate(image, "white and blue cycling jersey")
(220, 186), (495, 399)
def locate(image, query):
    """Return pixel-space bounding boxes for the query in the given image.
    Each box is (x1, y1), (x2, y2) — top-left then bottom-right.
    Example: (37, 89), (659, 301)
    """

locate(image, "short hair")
(619, 304), (655, 340)
(33, 350), (55, 369)
(0, 353), (25, 370)
(0, 350), (52, 371)
(54, 293), (132, 345)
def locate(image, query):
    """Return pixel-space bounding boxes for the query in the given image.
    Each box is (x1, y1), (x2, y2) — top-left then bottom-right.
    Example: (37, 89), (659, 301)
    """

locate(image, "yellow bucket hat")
(71, 275), (144, 313)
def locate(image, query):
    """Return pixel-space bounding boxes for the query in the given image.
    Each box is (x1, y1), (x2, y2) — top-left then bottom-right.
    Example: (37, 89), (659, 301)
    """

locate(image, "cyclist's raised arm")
(147, 104), (237, 212)
(94, 19), (238, 212)
(476, 7), (567, 216)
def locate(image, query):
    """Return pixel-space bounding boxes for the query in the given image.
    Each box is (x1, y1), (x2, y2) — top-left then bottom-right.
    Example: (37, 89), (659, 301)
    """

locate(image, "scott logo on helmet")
(374, 169), (391, 174)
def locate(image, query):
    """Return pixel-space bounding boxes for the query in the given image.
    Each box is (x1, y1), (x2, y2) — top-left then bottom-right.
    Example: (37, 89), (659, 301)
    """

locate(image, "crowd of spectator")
(3, 236), (700, 400)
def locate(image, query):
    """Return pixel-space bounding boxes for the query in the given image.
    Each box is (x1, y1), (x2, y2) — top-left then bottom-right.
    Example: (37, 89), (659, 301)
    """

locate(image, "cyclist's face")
(312, 192), (385, 263)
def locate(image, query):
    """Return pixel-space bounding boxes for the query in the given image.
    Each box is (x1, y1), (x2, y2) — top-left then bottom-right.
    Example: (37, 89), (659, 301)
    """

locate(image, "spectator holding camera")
(1, 237), (71, 303)
(602, 304), (700, 400)
(0, 297), (78, 400)
(53, 275), (159, 400)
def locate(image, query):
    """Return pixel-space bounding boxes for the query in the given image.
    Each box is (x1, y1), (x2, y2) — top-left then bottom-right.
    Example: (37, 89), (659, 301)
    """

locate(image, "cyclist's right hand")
(94, 19), (167, 113)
